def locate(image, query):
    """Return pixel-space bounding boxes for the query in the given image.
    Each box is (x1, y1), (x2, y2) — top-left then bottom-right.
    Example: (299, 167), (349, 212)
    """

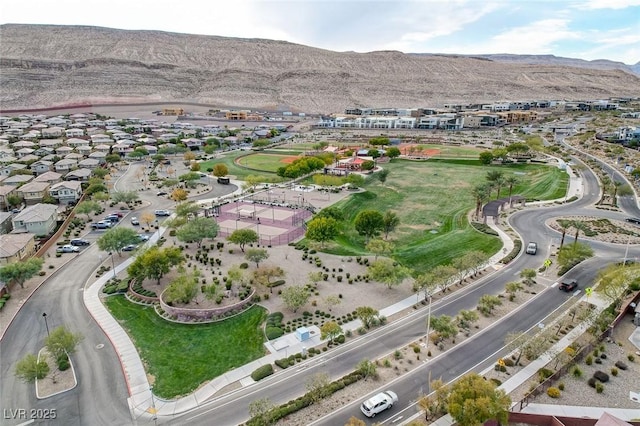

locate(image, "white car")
(360, 390), (398, 418)
(57, 245), (80, 253)
(525, 242), (537, 255)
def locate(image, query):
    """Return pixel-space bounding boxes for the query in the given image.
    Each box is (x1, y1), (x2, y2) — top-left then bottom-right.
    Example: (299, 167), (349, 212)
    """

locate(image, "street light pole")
(425, 294), (432, 352)
(42, 312), (50, 337)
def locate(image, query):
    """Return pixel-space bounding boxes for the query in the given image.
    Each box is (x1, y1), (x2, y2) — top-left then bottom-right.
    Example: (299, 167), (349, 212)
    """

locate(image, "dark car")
(625, 217), (640, 225)
(559, 279), (578, 292)
(156, 191), (168, 196)
(70, 238), (90, 246)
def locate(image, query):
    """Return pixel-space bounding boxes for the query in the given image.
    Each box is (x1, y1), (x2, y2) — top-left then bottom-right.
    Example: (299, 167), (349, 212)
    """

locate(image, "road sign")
(585, 287), (593, 296)
(544, 259), (552, 267)
(498, 358), (506, 367)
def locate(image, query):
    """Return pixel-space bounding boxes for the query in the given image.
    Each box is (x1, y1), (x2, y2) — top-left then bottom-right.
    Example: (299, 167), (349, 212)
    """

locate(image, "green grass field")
(322, 159), (568, 274)
(105, 296), (266, 399)
(199, 151), (284, 181)
(236, 153), (300, 172)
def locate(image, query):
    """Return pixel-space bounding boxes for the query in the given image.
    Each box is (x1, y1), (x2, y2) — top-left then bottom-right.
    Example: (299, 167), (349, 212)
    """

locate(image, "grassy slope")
(324, 160), (567, 274)
(105, 296), (266, 399)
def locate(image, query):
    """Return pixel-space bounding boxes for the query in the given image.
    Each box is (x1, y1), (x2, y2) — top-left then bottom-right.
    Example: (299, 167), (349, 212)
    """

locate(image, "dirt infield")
(398, 143), (440, 156)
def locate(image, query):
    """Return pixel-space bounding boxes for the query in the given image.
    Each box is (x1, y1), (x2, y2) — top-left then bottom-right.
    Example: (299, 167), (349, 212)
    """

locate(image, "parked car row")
(91, 212), (125, 229)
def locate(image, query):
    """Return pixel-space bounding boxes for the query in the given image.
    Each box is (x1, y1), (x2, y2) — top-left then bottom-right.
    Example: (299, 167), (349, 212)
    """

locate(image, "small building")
(16, 181), (51, 205)
(49, 181), (83, 205)
(12, 203), (58, 236)
(162, 108), (185, 116)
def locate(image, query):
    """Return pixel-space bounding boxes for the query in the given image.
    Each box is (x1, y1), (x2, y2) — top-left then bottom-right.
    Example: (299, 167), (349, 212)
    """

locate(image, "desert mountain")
(1, 24), (640, 113)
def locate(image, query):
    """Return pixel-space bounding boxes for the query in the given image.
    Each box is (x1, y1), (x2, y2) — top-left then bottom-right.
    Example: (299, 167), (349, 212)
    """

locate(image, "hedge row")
(251, 364), (274, 382)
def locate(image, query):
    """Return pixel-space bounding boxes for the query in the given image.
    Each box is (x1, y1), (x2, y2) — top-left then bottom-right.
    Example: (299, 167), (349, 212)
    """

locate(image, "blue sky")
(2, 0), (639, 64)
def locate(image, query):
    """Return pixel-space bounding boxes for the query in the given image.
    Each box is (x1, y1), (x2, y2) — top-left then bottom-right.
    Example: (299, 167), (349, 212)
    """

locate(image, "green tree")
(465, 250), (489, 277)
(386, 147), (401, 159)
(485, 170), (504, 199)
(171, 188), (189, 203)
(377, 169), (390, 184)
(345, 173), (365, 188)
(505, 281), (524, 301)
(175, 201), (200, 218)
(228, 229), (258, 252)
(432, 264), (457, 293)
(355, 306), (379, 329)
(213, 164), (229, 178)
(365, 239), (393, 260)
(15, 354), (49, 383)
(127, 246), (184, 284)
(382, 211), (400, 239)
(504, 175), (519, 202)
(105, 153), (121, 165)
(45, 326), (83, 362)
(520, 268), (537, 286)
(430, 314), (458, 342)
(111, 190), (139, 207)
(248, 398), (275, 426)
(281, 285), (309, 313)
(7, 194), (23, 208)
(245, 248), (269, 268)
(92, 191), (110, 203)
(367, 258), (410, 289)
(557, 242), (594, 272)
(356, 358), (378, 380)
(92, 168), (109, 179)
(413, 272), (439, 301)
(570, 220), (589, 244)
(244, 175), (264, 191)
(97, 227), (140, 256)
(471, 183), (491, 219)
(305, 372), (330, 404)
(176, 217), (219, 247)
(479, 151), (494, 165)
(477, 294), (502, 315)
(596, 264), (631, 308)
(456, 309), (479, 331)
(316, 206), (344, 221)
(75, 200), (101, 221)
(447, 373), (510, 426)
(0, 257), (44, 289)
(305, 217), (339, 247)
(252, 265), (284, 293)
(354, 210), (384, 241)
(320, 321), (343, 344)
(164, 269), (200, 304)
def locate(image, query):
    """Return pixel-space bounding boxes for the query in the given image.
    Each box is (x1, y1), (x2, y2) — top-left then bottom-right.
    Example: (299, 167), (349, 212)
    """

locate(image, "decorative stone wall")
(159, 287), (256, 322)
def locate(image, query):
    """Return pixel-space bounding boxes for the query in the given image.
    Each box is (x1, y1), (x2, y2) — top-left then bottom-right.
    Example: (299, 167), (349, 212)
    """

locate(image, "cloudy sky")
(2, 0), (639, 64)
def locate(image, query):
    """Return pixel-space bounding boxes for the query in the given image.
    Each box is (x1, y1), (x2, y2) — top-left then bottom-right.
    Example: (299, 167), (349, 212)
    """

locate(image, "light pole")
(425, 294), (433, 352)
(42, 312), (50, 337)
(149, 386), (158, 426)
(624, 233), (631, 265)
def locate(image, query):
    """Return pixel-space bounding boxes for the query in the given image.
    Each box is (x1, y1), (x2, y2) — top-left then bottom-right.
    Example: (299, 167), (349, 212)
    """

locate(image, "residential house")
(49, 181), (82, 205)
(39, 139), (63, 149)
(15, 148), (35, 158)
(41, 126), (65, 138)
(55, 146), (73, 156)
(0, 163), (27, 176)
(17, 181), (50, 205)
(0, 185), (17, 211)
(76, 145), (92, 156)
(67, 138), (89, 148)
(54, 158), (77, 173)
(2, 174), (34, 186)
(18, 154), (40, 164)
(64, 168), (92, 181)
(12, 141), (36, 149)
(64, 153), (84, 162)
(0, 211), (13, 233)
(93, 144), (111, 153)
(30, 160), (54, 175)
(33, 171), (62, 184)
(11, 203), (58, 236)
(78, 158), (99, 169)
(65, 128), (85, 138)
(88, 151), (107, 164)
(0, 233), (36, 265)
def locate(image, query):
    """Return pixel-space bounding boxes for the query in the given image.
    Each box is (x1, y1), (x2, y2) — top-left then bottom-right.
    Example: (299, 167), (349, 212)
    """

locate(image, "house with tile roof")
(49, 181), (82, 205)
(17, 181), (51, 205)
(11, 203), (58, 236)
(0, 233), (36, 265)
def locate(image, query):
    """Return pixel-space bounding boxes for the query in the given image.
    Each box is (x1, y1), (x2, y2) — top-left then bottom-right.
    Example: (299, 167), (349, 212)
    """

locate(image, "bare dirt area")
(35, 348), (77, 398)
(547, 216), (640, 245)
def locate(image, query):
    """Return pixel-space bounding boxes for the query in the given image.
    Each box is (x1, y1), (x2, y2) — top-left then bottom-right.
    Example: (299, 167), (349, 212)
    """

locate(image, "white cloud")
(582, 0), (640, 9)
(577, 28), (640, 63)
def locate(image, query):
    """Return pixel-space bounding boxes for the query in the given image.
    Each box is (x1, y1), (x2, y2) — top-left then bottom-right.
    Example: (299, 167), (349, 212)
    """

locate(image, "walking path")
(80, 159), (637, 423)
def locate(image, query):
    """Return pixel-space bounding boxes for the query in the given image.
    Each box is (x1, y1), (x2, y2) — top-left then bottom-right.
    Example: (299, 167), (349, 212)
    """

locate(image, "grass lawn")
(400, 144), (486, 158)
(236, 153), (300, 172)
(199, 151), (283, 181)
(105, 296), (266, 399)
(322, 159), (568, 274)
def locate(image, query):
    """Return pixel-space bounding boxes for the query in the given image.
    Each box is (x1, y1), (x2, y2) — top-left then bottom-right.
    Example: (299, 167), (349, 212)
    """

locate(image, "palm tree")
(485, 170), (504, 200)
(471, 183), (491, 220)
(504, 176), (519, 205)
(558, 220), (569, 248)
(571, 220), (589, 244)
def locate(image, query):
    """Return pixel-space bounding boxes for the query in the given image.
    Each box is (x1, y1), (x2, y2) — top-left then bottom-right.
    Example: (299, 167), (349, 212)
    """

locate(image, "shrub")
(595, 358), (602, 364)
(595, 382), (604, 393)
(588, 377), (597, 388)
(628, 354), (635, 362)
(275, 358), (290, 369)
(251, 364), (274, 381)
(335, 334), (346, 344)
(240, 262), (249, 269)
(547, 387), (561, 398)
(58, 357), (70, 371)
(593, 371), (609, 383)
(537, 368), (553, 382)
(615, 361), (628, 370)
(558, 382), (565, 391)
(503, 358), (515, 367)
(600, 353), (607, 360)
(268, 280), (286, 289)
(611, 367), (618, 376)
(490, 378), (502, 387)
(585, 355), (593, 365)
(265, 327), (284, 340)
(413, 346), (421, 354)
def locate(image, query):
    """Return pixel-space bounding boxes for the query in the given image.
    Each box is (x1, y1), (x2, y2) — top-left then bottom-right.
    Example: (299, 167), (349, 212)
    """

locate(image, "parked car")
(559, 279), (578, 292)
(525, 242), (538, 255)
(131, 217), (140, 226)
(105, 214), (120, 223)
(109, 211), (124, 218)
(625, 217), (640, 225)
(156, 191), (168, 196)
(70, 238), (90, 246)
(122, 244), (137, 252)
(57, 245), (80, 253)
(154, 209), (171, 216)
(91, 221), (113, 229)
(137, 234), (150, 242)
(360, 390), (398, 418)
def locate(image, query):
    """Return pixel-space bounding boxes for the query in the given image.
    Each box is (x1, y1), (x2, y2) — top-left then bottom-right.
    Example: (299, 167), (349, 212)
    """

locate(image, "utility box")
(295, 327), (310, 342)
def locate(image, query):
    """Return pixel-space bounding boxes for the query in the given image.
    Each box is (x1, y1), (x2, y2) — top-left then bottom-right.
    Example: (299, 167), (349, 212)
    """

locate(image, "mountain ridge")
(1, 24), (639, 113)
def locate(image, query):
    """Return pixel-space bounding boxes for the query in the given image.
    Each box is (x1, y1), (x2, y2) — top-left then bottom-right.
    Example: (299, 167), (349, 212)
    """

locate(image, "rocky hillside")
(1, 24), (640, 113)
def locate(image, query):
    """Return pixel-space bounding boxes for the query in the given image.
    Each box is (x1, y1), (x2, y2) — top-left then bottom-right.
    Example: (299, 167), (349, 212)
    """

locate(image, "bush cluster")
(250, 364), (274, 382)
(546, 387), (561, 398)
